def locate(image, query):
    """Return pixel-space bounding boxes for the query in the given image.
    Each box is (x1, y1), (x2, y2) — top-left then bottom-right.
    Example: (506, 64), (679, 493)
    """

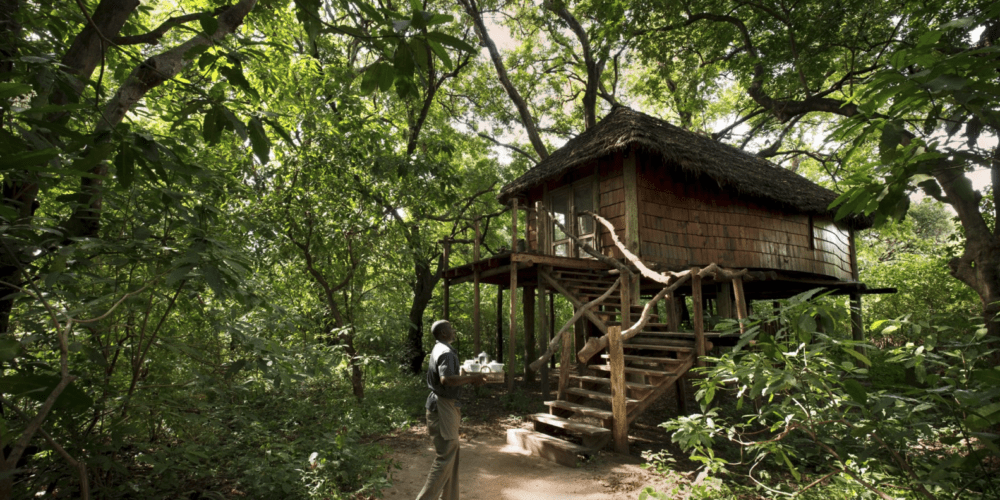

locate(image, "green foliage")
(652, 291), (1000, 499)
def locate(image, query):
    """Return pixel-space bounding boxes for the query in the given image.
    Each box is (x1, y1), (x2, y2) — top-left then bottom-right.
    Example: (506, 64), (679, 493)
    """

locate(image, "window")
(548, 180), (596, 258)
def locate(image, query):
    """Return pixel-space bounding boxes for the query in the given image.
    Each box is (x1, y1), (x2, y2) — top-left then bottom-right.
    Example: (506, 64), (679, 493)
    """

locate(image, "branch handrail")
(575, 211), (748, 363)
(528, 276), (621, 372)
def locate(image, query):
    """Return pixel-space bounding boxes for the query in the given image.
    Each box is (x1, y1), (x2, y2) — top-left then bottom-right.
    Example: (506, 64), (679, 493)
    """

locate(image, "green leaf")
(917, 29), (944, 48)
(219, 105), (247, 140)
(0, 82), (32, 100)
(410, 38), (430, 71)
(203, 106), (223, 144)
(220, 57), (259, 100)
(262, 117), (293, 145)
(842, 379), (868, 405)
(426, 39), (453, 70)
(354, 1), (384, 23)
(426, 31), (477, 53)
(0, 374), (92, 413)
(879, 122), (904, 162)
(247, 117), (270, 164)
(926, 75), (968, 93)
(393, 42), (415, 78)
(0, 148), (58, 169)
(425, 13), (452, 26)
(359, 67), (379, 96)
(70, 142), (116, 173)
(374, 62), (395, 92)
(778, 449), (801, 481)
(115, 139), (135, 189)
(842, 348), (871, 367)
(167, 265), (195, 285)
(199, 16), (219, 36)
(0, 338), (19, 361)
(797, 313), (816, 334)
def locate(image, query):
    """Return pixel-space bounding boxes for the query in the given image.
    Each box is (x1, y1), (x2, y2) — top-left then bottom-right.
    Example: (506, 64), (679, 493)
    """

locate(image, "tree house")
(442, 106), (879, 464)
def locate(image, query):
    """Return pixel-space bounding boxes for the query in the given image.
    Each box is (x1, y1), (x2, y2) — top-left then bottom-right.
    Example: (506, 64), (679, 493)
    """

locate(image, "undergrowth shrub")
(641, 289), (1000, 499)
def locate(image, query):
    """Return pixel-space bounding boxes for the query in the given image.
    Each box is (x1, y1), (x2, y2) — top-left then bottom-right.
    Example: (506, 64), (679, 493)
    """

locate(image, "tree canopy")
(1, 0), (999, 497)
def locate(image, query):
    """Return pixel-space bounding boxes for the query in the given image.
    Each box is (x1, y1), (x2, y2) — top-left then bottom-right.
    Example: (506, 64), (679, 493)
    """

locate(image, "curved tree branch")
(457, 0), (548, 159)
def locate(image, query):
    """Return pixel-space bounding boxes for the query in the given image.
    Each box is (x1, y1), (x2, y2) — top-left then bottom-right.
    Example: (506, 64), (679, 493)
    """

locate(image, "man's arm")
(441, 373), (488, 387)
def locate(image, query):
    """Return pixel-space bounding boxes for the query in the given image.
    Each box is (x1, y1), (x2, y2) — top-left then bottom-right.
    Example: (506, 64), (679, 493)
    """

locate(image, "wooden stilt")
(549, 292), (557, 370)
(717, 283), (733, 319)
(558, 324), (571, 401)
(496, 287), (504, 363)
(539, 272), (550, 399)
(509, 199), (518, 392)
(473, 220), (481, 354)
(733, 276), (748, 335)
(676, 375), (687, 415)
(691, 268), (705, 368)
(666, 292), (679, 332)
(621, 274), (632, 330)
(607, 325), (629, 454)
(666, 291), (685, 414)
(524, 286), (536, 384)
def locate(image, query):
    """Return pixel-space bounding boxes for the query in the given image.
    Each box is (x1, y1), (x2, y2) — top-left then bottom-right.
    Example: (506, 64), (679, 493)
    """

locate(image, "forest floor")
(375, 372), (704, 500)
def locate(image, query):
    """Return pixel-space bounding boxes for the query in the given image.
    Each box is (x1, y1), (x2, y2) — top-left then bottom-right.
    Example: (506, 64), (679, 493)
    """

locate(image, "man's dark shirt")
(426, 340), (461, 412)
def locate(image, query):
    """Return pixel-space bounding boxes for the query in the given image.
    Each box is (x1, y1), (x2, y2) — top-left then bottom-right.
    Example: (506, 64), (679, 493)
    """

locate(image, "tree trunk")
(405, 254), (440, 374)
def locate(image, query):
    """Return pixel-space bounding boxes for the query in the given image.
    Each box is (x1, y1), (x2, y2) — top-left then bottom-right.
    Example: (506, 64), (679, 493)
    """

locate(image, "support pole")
(474, 219), (481, 354)
(691, 268), (705, 368)
(666, 292), (680, 332)
(558, 324), (571, 401)
(496, 287), (504, 363)
(621, 273), (632, 330)
(733, 276), (748, 335)
(607, 325), (629, 454)
(509, 199), (518, 392)
(717, 283), (733, 319)
(549, 292), (557, 369)
(524, 286), (536, 384)
(539, 271), (550, 399)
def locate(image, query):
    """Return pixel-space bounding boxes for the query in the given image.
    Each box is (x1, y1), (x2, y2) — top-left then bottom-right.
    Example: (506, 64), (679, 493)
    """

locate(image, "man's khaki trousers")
(416, 398), (460, 500)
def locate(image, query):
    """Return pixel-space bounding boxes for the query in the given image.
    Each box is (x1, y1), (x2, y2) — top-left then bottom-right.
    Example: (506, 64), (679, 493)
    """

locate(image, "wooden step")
(629, 338), (714, 350)
(590, 302), (645, 311)
(625, 337), (697, 348)
(565, 387), (640, 407)
(621, 342), (695, 353)
(570, 374), (655, 391)
(506, 429), (591, 467)
(526, 413), (612, 449)
(637, 329), (728, 338)
(590, 364), (677, 378)
(600, 353), (688, 365)
(545, 400), (614, 422)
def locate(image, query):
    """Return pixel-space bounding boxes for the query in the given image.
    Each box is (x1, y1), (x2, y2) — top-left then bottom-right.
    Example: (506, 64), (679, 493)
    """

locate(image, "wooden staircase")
(507, 268), (699, 466)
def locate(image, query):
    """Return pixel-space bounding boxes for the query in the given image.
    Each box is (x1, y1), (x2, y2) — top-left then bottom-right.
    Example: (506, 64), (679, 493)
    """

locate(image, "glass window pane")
(554, 243), (569, 257)
(574, 183), (594, 235)
(551, 191), (569, 241)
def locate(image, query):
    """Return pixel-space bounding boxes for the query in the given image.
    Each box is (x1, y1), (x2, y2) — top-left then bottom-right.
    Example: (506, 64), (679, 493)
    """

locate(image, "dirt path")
(376, 379), (692, 500)
(381, 423), (678, 500)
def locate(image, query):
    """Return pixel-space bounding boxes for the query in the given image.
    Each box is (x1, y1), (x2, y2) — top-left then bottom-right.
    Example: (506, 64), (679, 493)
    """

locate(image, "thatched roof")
(498, 106), (871, 229)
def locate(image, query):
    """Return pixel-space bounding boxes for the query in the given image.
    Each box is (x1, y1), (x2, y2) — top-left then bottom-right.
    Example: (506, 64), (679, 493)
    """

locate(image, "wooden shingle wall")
(637, 160), (853, 280)
(598, 154), (626, 259)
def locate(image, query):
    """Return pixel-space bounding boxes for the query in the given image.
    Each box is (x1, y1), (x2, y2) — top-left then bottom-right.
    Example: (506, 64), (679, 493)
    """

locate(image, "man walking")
(416, 320), (487, 500)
